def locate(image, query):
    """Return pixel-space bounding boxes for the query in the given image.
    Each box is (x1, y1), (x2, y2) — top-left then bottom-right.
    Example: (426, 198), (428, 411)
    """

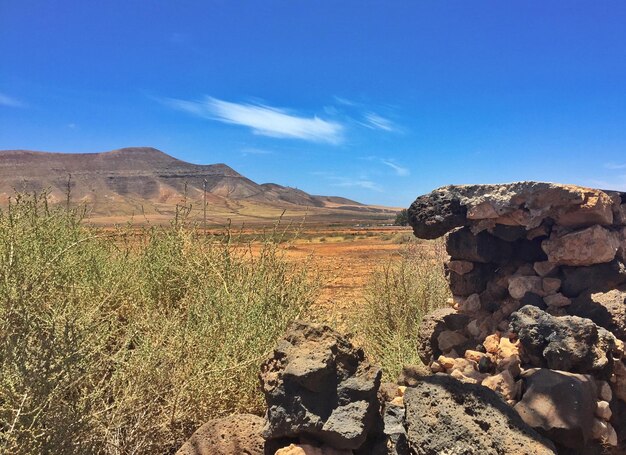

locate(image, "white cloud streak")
(362, 112), (396, 132)
(241, 147), (274, 156)
(332, 178), (383, 191)
(0, 92), (26, 108)
(164, 96), (344, 144)
(312, 171), (383, 192)
(605, 162), (626, 170)
(381, 159), (410, 176)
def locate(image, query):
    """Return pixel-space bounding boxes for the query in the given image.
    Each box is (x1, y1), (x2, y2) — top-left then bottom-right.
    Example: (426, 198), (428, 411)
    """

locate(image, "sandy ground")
(276, 227), (412, 324)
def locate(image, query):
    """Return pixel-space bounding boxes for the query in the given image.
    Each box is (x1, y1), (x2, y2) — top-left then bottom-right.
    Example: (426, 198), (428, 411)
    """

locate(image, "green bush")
(0, 193), (318, 454)
(357, 238), (450, 380)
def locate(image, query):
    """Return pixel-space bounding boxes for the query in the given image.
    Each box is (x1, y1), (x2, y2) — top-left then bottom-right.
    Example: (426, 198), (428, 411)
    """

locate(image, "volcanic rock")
(446, 227), (513, 263)
(570, 287), (626, 341)
(403, 374), (556, 454)
(509, 305), (616, 373)
(561, 259), (626, 297)
(541, 225), (620, 266)
(416, 308), (469, 364)
(514, 369), (597, 450)
(175, 414), (265, 455)
(259, 322), (382, 451)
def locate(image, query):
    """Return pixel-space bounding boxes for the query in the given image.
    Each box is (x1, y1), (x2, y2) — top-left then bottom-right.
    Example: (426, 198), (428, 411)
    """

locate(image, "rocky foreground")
(177, 182), (626, 454)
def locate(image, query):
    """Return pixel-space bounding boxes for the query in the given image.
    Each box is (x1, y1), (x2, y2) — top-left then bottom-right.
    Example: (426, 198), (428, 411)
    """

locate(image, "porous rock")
(403, 374), (556, 454)
(509, 305), (617, 374)
(446, 227), (512, 263)
(416, 308), (469, 364)
(541, 225), (620, 266)
(408, 182), (615, 239)
(175, 414), (265, 455)
(260, 322), (382, 451)
(407, 189), (468, 239)
(447, 262), (493, 297)
(569, 287), (626, 341)
(514, 369), (597, 450)
(560, 259), (626, 297)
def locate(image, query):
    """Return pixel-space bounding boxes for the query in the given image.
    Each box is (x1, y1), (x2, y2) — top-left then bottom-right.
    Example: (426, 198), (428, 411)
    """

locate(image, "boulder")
(508, 276), (544, 300)
(416, 308), (469, 364)
(446, 227), (513, 264)
(407, 189), (467, 239)
(542, 225), (620, 266)
(514, 369), (597, 450)
(509, 305), (617, 374)
(560, 259), (626, 297)
(403, 374), (556, 454)
(380, 403), (409, 455)
(408, 183), (615, 239)
(260, 322), (382, 451)
(569, 287), (626, 341)
(448, 262), (493, 296)
(175, 414), (265, 455)
(447, 260), (474, 275)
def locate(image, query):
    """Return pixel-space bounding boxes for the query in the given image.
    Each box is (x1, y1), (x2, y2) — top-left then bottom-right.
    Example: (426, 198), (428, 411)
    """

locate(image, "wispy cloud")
(241, 147), (274, 156)
(362, 112), (396, 132)
(605, 162), (626, 170)
(332, 178), (383, 191)
(359, 156), (410, 176)
(312, 171), (383, 192)
(381, 159), (410, 176)
(333, 96), (359, 107)
(0, 92), (26, 108)
(163, 96), (344, 144)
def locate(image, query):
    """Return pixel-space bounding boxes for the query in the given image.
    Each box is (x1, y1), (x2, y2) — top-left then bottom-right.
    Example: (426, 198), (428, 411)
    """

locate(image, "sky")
(2, 1), (626, 206)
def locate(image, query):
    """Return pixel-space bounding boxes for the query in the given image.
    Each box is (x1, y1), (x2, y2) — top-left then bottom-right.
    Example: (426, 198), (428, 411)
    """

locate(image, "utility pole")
(203, 178), (207, 235)
(66, 173), (72, 210)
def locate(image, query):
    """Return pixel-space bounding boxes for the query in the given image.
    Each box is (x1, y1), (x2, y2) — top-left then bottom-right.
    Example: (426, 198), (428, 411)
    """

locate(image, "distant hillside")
(0, 147), (397, 225)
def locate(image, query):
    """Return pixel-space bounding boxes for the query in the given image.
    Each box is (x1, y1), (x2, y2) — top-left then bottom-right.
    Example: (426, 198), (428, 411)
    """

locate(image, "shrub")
(0, 193), (318, 454)
(393, 209), (409, 226)
(357, 238), (450, 380)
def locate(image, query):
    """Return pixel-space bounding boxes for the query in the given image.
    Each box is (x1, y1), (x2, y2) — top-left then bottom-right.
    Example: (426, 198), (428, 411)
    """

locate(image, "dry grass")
(355, 238), (450, 380)
(0, 193), (319, 454)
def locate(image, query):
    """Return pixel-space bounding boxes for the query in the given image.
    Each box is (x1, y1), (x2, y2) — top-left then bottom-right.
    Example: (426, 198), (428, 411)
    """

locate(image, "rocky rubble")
(409, 182), (626, 453)
(176, 182), (626, 455)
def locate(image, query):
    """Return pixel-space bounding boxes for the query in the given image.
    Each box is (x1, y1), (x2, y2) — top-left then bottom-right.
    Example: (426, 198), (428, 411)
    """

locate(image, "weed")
(0, 193), (318, 454)
(356, 238), (449, 380)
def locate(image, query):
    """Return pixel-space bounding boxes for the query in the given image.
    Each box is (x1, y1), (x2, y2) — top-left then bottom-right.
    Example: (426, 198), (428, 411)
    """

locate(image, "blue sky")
(2, 1), (626, 206)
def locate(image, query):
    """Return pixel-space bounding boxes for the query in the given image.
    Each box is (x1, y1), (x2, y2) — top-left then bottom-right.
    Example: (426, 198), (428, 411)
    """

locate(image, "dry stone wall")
(408, 182), (626, 452)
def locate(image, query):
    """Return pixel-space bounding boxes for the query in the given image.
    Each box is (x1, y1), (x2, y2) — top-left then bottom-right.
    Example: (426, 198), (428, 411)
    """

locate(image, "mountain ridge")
(0, 147), (394, 225)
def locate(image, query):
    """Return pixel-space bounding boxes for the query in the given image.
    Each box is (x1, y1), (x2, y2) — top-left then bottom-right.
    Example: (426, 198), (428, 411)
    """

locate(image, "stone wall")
(408, 182), (626, 452)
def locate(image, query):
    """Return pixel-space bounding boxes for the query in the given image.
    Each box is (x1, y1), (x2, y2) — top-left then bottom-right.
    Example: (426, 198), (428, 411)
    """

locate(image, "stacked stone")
(408, 182), (626, 452)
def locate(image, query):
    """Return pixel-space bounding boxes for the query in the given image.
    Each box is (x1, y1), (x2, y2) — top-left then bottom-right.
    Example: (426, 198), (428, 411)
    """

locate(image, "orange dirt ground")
(277, 227), (413, 322)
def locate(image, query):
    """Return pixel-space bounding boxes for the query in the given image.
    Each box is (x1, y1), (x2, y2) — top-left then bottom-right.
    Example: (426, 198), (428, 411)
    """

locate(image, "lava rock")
(446, 227), (513, 264)
(542, 225), (620, 266)
(560, 260), (626, 297)
(175, 414), (265, 455)
(514, 369), (597, 450)
(407, 190), (468, 239)
(569, 287), (626, 342)
(491, 224), (528, 242)
(509, 305), (617, 374)
(416, 308), (469, 364)
(403, 374), (556, 454)
(260, 322), (382, 451)
(448, 262), (494, 297)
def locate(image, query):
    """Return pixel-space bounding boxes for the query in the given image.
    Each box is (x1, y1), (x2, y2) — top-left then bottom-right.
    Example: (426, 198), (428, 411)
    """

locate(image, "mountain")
(0, 147), (397, 225)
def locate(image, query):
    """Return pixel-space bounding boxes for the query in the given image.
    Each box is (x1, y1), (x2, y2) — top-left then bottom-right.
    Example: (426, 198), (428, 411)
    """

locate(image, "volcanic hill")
(0, 147), (397, 225)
